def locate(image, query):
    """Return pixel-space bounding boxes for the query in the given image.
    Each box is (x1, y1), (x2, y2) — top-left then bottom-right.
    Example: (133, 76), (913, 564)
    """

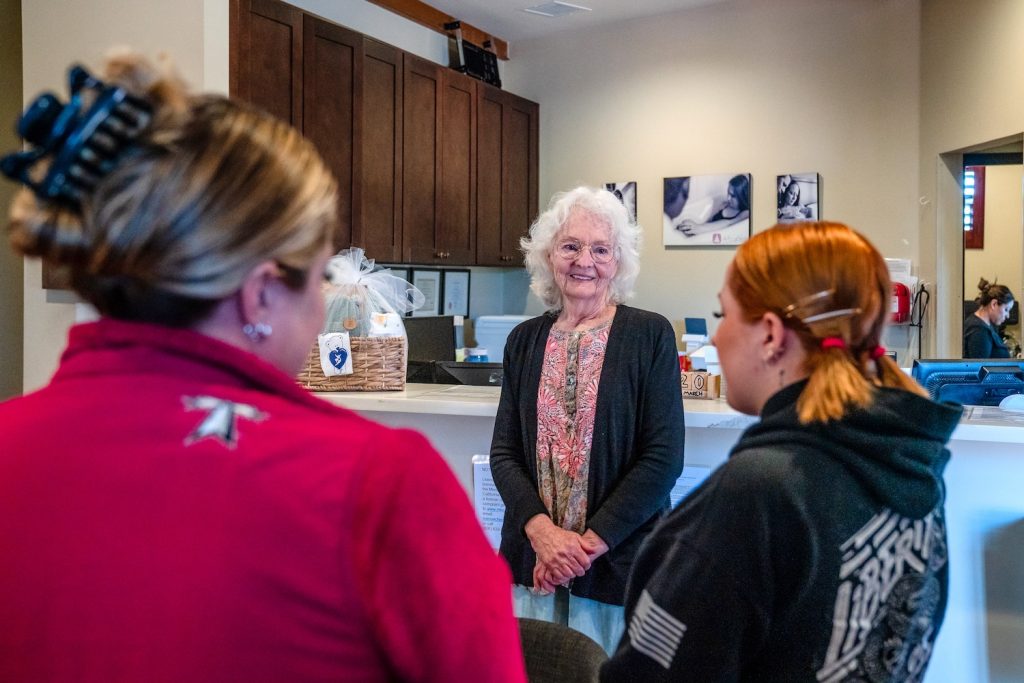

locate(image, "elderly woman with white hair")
(489, 186), (686, 653)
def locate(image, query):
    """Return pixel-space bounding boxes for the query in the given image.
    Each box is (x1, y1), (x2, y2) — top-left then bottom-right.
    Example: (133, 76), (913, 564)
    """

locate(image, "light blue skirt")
(512, 584), (625, 655)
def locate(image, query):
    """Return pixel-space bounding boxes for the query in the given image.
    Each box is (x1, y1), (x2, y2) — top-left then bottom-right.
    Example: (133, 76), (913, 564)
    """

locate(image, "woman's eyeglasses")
(554, 240), (616, 264)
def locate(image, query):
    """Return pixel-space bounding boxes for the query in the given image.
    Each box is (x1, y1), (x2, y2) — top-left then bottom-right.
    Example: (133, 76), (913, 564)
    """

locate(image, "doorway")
(961, 149), (1023, 358)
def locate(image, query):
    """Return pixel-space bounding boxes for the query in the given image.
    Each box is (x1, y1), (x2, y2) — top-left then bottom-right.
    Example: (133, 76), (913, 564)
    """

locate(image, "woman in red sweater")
(0, 52), (524, 683)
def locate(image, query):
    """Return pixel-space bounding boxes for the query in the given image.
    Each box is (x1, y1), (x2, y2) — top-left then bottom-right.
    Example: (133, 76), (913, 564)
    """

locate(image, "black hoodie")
(602, 381), (962, 683)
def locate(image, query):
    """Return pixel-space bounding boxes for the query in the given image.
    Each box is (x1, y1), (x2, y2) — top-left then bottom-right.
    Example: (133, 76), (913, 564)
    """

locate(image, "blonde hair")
(729, 222), (927, 423)
(521, 186), (642, 310)
(8, 52), (338, 326)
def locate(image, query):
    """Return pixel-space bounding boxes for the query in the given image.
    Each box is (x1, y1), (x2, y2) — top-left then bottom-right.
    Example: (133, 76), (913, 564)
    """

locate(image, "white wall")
(504, 0), (922, 358)
(963, 164), (1023, 344)
(0, 0), (24, 400)
(19, 0), (210, 392)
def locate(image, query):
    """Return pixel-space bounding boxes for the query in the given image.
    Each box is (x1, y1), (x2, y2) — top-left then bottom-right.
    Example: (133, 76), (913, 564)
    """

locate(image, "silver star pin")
(182, 396), (267, 449)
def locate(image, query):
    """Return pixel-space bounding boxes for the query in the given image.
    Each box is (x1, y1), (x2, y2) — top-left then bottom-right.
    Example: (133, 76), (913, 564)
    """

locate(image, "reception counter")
(316, 385), (1024, 683)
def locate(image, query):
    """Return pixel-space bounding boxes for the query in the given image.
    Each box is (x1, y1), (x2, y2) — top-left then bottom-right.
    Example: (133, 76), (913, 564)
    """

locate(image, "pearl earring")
(243, 322), (273, 342)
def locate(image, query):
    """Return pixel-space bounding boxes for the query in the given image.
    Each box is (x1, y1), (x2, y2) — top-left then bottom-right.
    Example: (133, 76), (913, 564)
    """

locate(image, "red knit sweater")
(0, 319), (525, 683)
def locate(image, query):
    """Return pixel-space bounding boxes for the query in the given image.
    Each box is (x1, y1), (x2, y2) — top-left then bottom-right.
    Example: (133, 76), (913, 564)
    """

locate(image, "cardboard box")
(681, 371), (720, 400)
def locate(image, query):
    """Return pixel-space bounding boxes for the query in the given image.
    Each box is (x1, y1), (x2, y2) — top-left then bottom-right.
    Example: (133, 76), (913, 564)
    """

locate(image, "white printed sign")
(471, 456), (713, 550)
(669, 465), (712, 507)
(472, 455), (505, 549)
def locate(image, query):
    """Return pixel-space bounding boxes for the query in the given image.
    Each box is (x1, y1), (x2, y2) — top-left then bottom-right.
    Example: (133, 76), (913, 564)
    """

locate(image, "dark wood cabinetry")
(358, 40), (403, 262)
(401, 54), (443, 263)
(439, 70), (479, 265)
(231, 0), (302, 127)
(302, 16), (360, 252)
(476, 84), (539, 266)
(403, 62), (478, 265)
(230, 0), (536, 267)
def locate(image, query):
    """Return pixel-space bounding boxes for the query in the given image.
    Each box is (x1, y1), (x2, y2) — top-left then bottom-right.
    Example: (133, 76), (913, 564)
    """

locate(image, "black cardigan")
(489, 305), (686, 605)
(963, 314), (1010, 358)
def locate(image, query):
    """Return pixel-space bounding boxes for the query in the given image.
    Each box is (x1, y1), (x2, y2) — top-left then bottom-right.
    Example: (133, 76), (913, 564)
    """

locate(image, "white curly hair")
(521, 186), (643, 310)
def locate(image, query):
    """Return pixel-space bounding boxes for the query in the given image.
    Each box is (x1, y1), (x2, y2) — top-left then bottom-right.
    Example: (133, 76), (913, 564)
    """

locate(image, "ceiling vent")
(522, 1), (592, 18)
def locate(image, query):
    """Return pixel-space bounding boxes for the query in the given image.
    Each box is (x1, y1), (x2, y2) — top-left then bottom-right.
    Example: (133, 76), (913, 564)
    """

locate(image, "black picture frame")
(441, 269), (471, 318)
(776, 173), (821, 223)
(411, 268), (442, 317)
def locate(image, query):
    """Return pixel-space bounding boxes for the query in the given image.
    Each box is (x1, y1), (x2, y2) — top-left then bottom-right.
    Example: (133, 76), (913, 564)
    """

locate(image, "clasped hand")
(525, 515), (609, 595)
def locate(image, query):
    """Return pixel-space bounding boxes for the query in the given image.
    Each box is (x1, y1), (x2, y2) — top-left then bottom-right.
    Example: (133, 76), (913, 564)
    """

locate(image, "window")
(963, 165), (985, 250)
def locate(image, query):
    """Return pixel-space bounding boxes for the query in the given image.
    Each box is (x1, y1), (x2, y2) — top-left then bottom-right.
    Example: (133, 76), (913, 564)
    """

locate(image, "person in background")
(603, 221), (961, 681)
(963, 277), (1015, 358)
(677, 174), (750, 237)
(490, 186), (685, 654)
(777, 176), (811, 221)
(0, 52), (525, 683)
(663, 176), (690, 225)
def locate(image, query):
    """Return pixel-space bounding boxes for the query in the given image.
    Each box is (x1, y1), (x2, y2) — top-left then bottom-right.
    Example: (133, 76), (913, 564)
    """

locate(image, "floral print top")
(535, 321), (612, 534)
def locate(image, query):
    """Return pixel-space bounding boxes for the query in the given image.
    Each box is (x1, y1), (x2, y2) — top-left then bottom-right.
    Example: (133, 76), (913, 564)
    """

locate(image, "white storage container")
(473, 315), (532, 362)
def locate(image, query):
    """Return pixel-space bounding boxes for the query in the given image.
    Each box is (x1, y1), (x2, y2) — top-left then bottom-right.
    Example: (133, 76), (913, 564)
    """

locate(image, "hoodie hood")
(731, 380), (963, 518)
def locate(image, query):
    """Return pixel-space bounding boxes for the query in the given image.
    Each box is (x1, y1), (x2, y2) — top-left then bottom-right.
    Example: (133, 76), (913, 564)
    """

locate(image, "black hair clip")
(0, 64), (152, 210)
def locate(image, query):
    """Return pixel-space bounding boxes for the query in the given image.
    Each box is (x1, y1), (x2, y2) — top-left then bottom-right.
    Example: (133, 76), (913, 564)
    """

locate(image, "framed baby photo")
(663, 173), (751, 247)
(776, 173), (821, 223)
(604, 181), (638, 222)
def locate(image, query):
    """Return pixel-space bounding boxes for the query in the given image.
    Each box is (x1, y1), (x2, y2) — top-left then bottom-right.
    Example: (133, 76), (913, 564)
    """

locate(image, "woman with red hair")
(603, 222), (961, 682)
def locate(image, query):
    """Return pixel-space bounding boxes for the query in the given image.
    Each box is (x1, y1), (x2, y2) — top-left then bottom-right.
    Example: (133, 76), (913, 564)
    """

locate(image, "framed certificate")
(411, 269), (442, 317)
(442, 269), (471, 317)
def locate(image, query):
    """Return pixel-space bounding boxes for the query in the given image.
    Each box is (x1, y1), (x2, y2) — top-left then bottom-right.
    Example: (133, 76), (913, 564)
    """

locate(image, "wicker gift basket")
(297, 248), (424, 392)
(298, 336), (407, 391)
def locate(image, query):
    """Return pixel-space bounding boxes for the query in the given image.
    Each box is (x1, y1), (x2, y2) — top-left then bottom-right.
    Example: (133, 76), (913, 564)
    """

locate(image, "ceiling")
(424, 0), (728, 44)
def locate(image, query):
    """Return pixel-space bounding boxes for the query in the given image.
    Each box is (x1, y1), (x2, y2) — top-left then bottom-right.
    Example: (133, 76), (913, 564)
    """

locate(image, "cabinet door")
(437, 70), (477, 265)
(357, 39), (403, 262)
(230, 0), (302, 127)
(401, 54), (443, 264)
(501, 91), (539, 265)
(475, 85), (505, 266)
(476, 85), (538, 266)
(303, 15), (361, 252)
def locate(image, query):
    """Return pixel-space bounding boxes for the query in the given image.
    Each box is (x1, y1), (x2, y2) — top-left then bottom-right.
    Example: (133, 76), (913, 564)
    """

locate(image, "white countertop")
(953, 404), (1024, 443)
(316, 383), (753, 428)
(315, 383), (1024, 444)
(316, 384), (504, 418)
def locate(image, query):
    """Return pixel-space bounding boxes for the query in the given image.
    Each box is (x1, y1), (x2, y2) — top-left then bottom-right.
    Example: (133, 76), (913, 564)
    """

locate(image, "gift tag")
(369, 312), (404, 337)
(319, 332), (353, 376)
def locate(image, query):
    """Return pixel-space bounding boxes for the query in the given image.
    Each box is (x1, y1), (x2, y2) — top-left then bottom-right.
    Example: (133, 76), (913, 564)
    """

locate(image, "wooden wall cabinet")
(231, 0), (303, 128)
(400, 54), (442, 264)
(302, 16), (361, 252)
(476, 83), (539, 267)
(231, 0), (536, 267)
(402, 60), (478, 265)
(358, 39), (403, 262)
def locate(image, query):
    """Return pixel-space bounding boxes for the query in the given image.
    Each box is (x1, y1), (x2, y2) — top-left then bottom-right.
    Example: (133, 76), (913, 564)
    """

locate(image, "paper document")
(472, 457), (714, 548)
(472, 455), (504, 549)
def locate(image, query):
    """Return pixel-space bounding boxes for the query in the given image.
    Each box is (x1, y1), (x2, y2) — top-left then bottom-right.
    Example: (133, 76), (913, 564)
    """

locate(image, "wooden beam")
(366, 0), (509, 60)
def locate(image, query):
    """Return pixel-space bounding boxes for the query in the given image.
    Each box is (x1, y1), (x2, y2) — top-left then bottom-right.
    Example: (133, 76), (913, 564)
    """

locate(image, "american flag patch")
(628, 589), (687, 669)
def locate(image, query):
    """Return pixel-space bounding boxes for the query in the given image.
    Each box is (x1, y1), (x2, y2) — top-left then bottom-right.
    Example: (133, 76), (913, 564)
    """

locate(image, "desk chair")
(517, 617), (608, 683)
